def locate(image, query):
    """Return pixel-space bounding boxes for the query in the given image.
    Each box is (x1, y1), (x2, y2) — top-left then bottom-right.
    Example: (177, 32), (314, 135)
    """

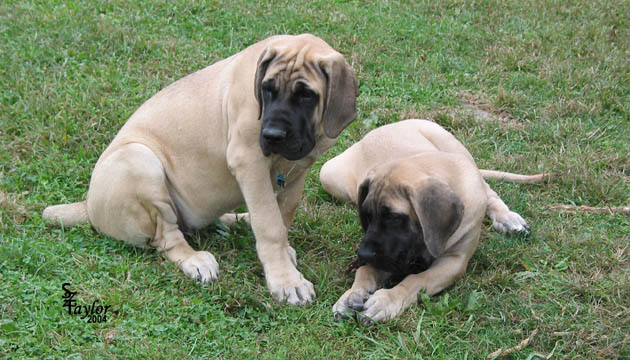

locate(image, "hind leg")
(87, 143), (218, 282)
(320, 154), (359, 204)
(484, 182), (529, 234)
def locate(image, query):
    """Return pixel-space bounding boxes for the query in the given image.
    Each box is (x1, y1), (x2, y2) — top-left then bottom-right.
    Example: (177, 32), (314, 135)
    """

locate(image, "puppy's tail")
(479, 170), (553, 183)
(42, 201), (89, 227)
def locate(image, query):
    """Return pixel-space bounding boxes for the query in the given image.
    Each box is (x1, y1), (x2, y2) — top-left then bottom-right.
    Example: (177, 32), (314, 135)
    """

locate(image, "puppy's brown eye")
(295, 88), (317, 103)
(299, 89), (314, 98)
(385, 213), (406, 226)
(262, 84), (276, 94)
(262, 81), (277, 97)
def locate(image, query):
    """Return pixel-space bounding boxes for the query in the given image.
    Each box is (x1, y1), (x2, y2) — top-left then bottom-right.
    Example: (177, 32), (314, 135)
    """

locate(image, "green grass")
(1, 0), (629, 358)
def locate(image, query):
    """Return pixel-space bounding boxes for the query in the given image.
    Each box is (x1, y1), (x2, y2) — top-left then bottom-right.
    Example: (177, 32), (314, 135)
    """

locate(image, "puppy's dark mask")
(258, 79), (318, 161)
(355, 178), (464, 277)
(356, 180), (430, 275)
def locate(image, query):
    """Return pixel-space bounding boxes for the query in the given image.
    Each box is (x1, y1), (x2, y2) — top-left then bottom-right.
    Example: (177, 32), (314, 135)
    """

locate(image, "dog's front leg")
(273, 170), (309, 268)
(276, 170), (308, 229)
(228, 151), (315, 305)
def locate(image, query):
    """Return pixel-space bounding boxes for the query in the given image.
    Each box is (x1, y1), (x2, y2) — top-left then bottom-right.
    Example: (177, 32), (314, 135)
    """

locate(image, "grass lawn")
(1, 0), (629, 358)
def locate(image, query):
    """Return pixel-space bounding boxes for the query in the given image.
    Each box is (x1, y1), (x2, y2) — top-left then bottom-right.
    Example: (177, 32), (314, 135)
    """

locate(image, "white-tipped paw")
(490, 210), (529, 234)
(359, 288), (406, 324)
(180, 251), (219, 284)
(267, 269), (315, 306)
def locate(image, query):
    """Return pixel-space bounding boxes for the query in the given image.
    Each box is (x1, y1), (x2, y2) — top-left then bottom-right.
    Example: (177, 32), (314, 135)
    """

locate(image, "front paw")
(266, 269), (315, 306)
(491, 210), (529, 234)
(179, 251), (219, 284)
(360, 288), (406, 324)
(332, 289), (370, 320)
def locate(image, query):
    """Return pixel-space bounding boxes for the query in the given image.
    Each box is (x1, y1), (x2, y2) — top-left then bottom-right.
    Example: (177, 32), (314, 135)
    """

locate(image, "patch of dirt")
(398, 92), (526, 129)
(0, 190), (28, 231)
(456, 91), (525, 129)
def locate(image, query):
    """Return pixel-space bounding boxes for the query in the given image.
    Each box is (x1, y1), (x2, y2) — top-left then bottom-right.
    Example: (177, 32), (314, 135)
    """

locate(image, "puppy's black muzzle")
(357, 230), (434, 276)
(259, 115), (314, 160)
(357, 230), (401, 273)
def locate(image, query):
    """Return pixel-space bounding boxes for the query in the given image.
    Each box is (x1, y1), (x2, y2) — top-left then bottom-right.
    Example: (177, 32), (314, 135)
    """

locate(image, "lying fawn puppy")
(320, 119), (547, 322)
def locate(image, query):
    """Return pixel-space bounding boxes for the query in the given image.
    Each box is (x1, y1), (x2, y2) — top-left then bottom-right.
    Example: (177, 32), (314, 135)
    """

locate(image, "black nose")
(357, 246), (377, 262)
(262, 127), (287, 142)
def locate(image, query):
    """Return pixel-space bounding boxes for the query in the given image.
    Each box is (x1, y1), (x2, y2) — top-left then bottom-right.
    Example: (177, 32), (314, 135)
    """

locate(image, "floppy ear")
(254, 47), (277, 120)
(357, 179), (371, 231)
(409, 179), (464, 258)
(319, 55), (358, 138)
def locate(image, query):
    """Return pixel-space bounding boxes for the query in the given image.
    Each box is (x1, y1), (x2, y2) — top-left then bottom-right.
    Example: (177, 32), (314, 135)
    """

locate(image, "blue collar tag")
(276, 173), (286, 188)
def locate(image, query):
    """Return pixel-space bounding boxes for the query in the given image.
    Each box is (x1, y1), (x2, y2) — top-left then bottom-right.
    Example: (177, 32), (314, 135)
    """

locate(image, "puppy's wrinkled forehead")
(263, 39), (334, 91)
(364, 179), (413, 216)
